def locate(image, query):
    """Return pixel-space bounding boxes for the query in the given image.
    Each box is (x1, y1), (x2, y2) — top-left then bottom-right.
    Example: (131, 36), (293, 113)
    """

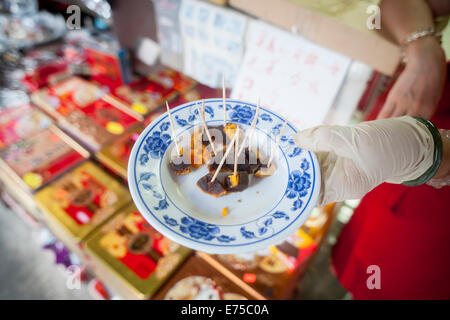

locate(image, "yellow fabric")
(438, 15), (450, 60)
(288, 0), (380, 33)
(288, 1), (449, 59)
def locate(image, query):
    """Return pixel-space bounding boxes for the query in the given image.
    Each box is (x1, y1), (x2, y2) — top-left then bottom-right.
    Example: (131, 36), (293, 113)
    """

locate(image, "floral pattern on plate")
(128, 99), (320, 254)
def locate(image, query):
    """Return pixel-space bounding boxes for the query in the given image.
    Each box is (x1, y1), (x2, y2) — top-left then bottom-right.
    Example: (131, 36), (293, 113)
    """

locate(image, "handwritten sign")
(179, 0), (248, 88)
(232, 21), (351, 129)
(154, 0), (184, 70)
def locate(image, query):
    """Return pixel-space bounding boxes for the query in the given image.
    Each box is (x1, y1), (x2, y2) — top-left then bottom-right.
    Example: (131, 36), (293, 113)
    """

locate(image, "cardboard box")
(0, 170), (43, 220)
(197, 206), (335, 299)
(207, 0), (228, 5)
(199, 245), (303, 299)
(153, 254), (258, 300)
(230, 0), (401, 75)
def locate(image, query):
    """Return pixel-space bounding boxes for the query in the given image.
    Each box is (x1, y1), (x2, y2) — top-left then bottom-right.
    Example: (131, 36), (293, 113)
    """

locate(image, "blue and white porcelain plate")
(128, 99), (320, 254)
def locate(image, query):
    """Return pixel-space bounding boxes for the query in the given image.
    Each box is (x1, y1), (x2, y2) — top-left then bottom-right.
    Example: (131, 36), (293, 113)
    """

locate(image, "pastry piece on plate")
(255, 163), (277, 178)
(169, 149), (192, 176)
(197, 173), (227, 197)
(208, 147), (260, 174)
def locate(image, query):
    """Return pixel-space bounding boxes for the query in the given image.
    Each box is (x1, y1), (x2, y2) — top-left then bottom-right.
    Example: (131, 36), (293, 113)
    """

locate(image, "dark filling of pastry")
(191, 125), (226, 147)
(196, 173), (227, 197)
(169, 154), (192, 175)
(208, 147), (261, 174)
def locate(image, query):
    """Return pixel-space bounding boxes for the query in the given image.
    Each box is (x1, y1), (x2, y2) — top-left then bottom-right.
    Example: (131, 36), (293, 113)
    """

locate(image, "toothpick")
(267, 121), (287, 168)
(166, 101), (181, 157)
(201, 99), (205, 135)
(237, 102), (260, 158)
(211, 132), (239, 183)
(222, 73), (226, 127)
(233, 127), (240, 176)
(196, 101), (216, 154)
(248, 100), (260, 152)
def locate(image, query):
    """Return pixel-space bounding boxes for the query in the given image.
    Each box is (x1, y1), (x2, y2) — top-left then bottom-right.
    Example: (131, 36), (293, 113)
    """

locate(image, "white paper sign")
(136, 37), (160, 66)
(232, 21), (351, 129)
(179, 0), (248, 88)
(153, 0), (184, 69)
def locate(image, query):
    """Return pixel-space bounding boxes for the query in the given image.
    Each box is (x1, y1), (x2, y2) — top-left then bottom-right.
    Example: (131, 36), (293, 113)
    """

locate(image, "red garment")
(331, 64), (450, 300)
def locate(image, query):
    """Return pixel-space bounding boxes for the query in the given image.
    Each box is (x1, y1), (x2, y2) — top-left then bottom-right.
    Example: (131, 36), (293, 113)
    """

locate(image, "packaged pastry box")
(84, 203), (191, 299)
(96, 125), (144, 180)
(34, 161), (131, 247)
(143, 108), (165, 126)
(84, 45), (133, 90)
(147, 66), (197, 94)
(171, 83), (231, 106)
(30, 76), (141, 151)
(30, 76), (104, 119)
(0, 103), (52, 150)
(139, 82), (227, 126)
(301, 206), (333, 240)
(105, 77), (178, 118)
(21, 59), (70, 92)
(152, 254), (256, 300)
(198, 225), (320, 299)
(0, 125), (90, 194)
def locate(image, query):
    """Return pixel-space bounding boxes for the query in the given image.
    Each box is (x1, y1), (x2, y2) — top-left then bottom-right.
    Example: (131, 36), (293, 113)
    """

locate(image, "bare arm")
(380, 0), (435, 44)
(377, 0), (446, 120)
(426, 0), (450, 17)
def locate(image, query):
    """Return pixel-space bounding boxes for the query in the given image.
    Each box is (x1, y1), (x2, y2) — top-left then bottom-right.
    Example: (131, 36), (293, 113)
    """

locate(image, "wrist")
(404, 36), (445, 64)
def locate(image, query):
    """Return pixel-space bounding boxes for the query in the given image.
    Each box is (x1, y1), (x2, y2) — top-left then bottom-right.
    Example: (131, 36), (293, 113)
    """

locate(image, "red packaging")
(85, 47), (132, 90)
(31, 77), (105, 119)
(22, 60), (70, 92)
(96, 125), (144, 180)
(0, 104), (52, 150)
(31, 77), (140, 151)
(60, 99), (140, 151)
(0, 125), (89, 192)
(108, 78), (178, 117)
(148, 66), (197, 94)
(170, 83), (231, 107)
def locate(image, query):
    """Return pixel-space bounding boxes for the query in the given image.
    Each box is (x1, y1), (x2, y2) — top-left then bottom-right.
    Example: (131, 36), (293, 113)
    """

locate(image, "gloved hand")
(294, 116), (434, 206)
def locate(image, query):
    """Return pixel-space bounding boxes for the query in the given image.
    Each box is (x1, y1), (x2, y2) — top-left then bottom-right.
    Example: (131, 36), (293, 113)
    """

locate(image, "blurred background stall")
(0, 0), (448, 300)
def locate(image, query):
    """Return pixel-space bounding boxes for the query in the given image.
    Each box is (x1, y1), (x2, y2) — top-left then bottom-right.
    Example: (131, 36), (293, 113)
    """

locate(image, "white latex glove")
(294, 116), (434, 206)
